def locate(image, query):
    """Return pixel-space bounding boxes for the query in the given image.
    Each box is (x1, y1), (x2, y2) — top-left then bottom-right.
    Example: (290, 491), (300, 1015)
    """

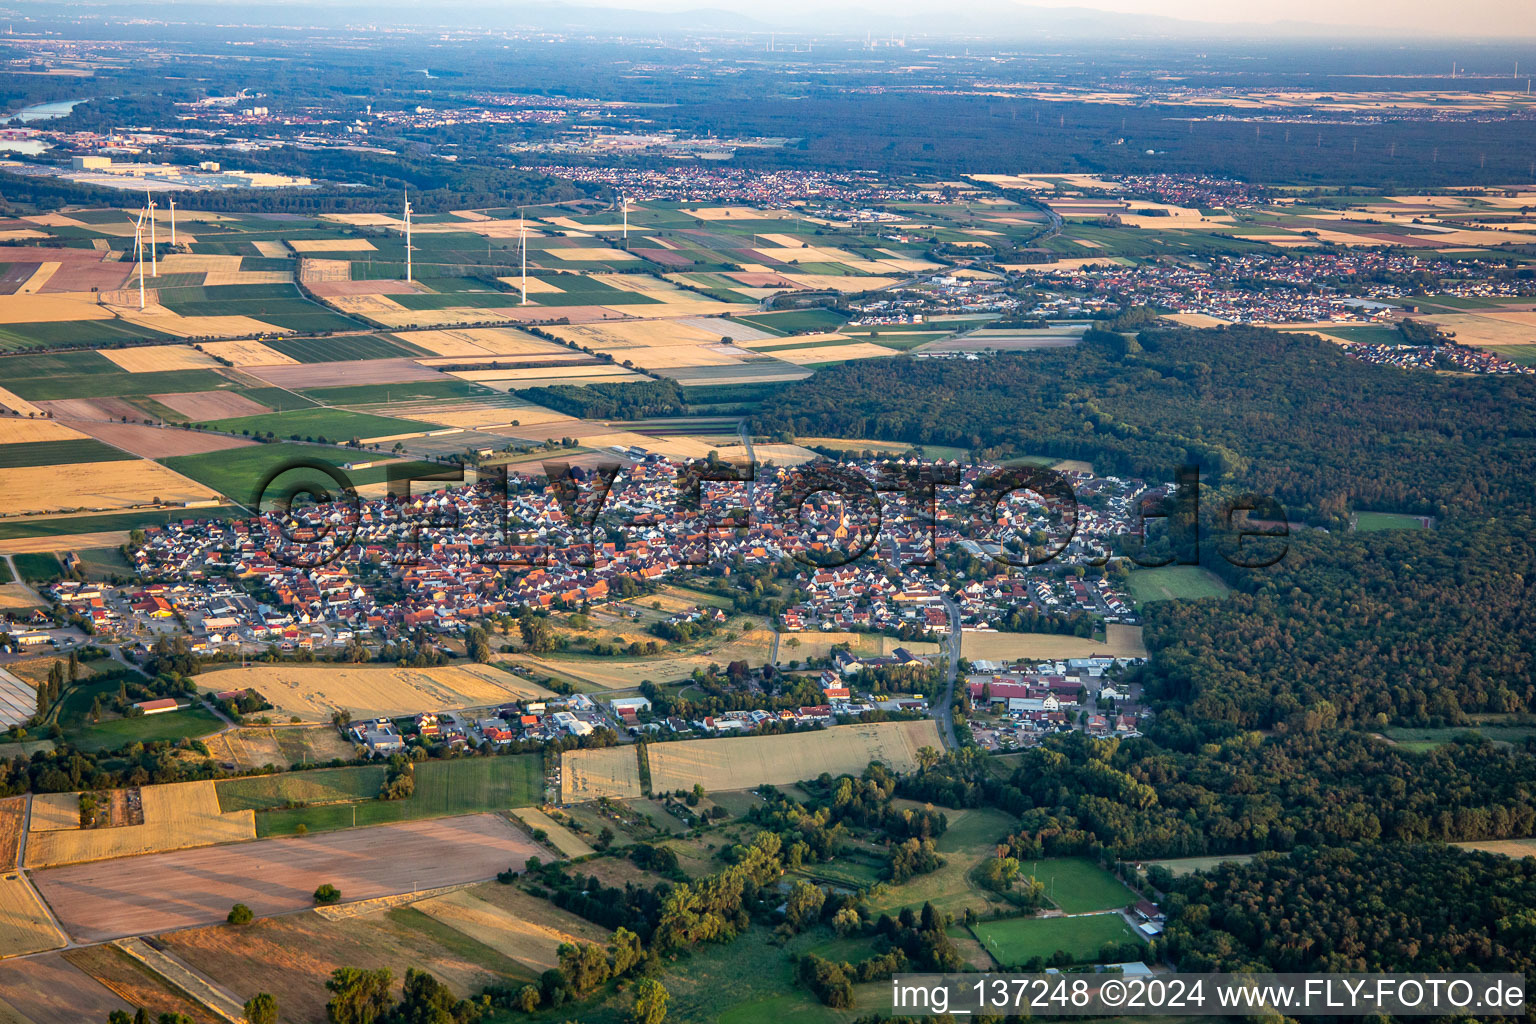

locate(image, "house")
(133, 698), (180, 715)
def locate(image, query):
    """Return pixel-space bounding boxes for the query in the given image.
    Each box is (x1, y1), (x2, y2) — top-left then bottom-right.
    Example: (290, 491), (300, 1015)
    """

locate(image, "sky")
(585, 0), (1535, 37)
(1017, 0), (1531, 33)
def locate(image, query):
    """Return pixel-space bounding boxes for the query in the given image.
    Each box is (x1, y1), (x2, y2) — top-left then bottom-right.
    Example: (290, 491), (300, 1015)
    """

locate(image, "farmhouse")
(133, 698), (181, 715)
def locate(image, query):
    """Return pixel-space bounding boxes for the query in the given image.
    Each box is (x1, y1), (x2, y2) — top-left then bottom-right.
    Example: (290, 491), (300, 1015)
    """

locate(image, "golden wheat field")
(508, 808), (596, 858)
(959, 625), (1147, 662)
(98, 344), (223, 373)
(413, 886), (610, 972)
(197, 663), (552, 722)
(0, 418), (88, 443)
(197, 339), (299, 366)
(26, 793), (82, 832)
(287, 238), (377, 253)
(0, 292), (113, 324)
(646, 720), (943, 794)
(0, 874), (65, 957)
(770, 341), (895, 365)
(493, 276), (566, 294)
(0, 461), (218, 516)
(506, 628), (775, 691)
(0, 387), (44, 417)
(561, 746), (644, 802)
(25, 780), (256, 868)
(549, 319), (723, 349)
(113, 308), (286, 339)
(395, 327), (574, 358)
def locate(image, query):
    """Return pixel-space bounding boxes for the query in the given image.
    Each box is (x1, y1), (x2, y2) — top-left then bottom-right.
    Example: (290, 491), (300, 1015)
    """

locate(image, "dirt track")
(31, 813), (537, 943)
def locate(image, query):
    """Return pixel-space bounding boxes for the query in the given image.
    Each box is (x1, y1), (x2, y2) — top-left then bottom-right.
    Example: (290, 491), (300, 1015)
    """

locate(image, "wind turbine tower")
(132, 209), (146, 310)
(621, 193), (628, 242)
(146, 191), (158, 277)
(518, 212), (528, 305)
(403, 191), (413, 283)
(168, 197), (176, 248)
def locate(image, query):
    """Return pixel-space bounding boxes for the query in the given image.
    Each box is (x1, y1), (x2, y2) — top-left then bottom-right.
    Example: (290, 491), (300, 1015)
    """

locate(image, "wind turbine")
(402, 190), (413, 283)
(145, 190), (158, 277)
(129, 209), (146, 310)
(518, 210), (527, 305)
(620, 193), (628, 243)
(168, 197), (176, 248)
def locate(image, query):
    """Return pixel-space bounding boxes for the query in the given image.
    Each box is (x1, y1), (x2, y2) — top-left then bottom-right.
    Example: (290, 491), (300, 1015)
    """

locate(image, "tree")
(244, 993), (278, 1024)
(227, 902), (254, 925)
(519, 613), (555, 653)
(325, 967), (393, 1024)
(314, 883), (342, 904)
(631, 979), (668, 1024)
(515, 984), (540, 1012)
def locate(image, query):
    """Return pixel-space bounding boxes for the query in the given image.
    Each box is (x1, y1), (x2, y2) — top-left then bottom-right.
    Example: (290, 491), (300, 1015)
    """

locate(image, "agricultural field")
(1125, 566), (1232, 603)
(33, 813), (538, 944)
(509, 806), (597, 857)
(959, 625), (1147, 662)
(215, 765), (388, 813)
(502, 626), (775, 690)
(561, 745), (645, 802)
(969, 913), (1141, 967)
(157, 441), (400, 503)
(197, 662), (551, 722)
(0, 952), (134, 1024)
(244, 756), (543, 836)
(775, 632), (940, 664)
(157, 884), (585, 1024)
(201, 725), (360, 770)
(646, 720), (943, 794)
(207, 407), (439, 443)
(25, 779), (256, 868)
(0, 458), (220, 516)
(412, 883), (611, 973)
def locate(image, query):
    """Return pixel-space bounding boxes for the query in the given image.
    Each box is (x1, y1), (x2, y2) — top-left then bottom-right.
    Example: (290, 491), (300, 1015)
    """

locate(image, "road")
(935, 593), (962, 750)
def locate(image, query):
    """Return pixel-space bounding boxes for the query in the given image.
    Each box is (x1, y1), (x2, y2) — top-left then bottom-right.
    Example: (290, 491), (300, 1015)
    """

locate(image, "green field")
(970, 913), (1140, 967)
(868, 804), (1019, 918)
(1381, 723), (1536, 751)
(248, 755), (542, 836)
(1354, 511), (1432, 532)
(0, 438), (136, 468)
(299, 378), (494, 406)
(209, 408), (437, 442)
(11, 552), (62, 582)
(1480, 345), (1536, 367)
(158, 283), (361, 333)
(263, 334), (424, 363)
(0, 319), (173, 351)
(6, 368), (232, 401)
(1024, 858), (1137, 914)
(1125, 566), (1231, 603)
(0, 506), (240, 540)
(734, 308), (848, 333)
(68, 705), (225, 753)
(1143, 853), (1258, 877)
(215, 765), (388, 812)
(159, 443), (398, 504)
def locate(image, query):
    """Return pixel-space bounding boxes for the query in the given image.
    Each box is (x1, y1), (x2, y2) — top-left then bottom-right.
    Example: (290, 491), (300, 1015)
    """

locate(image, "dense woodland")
(1144, 516), (1536, 730)
(903, 732), (1536, 860)
(753, 327), (1536, 522)
(1157, 844), (1536, 974)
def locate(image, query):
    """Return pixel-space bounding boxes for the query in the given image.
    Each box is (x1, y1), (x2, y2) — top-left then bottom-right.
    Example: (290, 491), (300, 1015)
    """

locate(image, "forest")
(752, 326), (1536, 523)
(1142, 516), (1536, 731)
(1156, 843), (1536, 973)
(902, 731), (1536, 861)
